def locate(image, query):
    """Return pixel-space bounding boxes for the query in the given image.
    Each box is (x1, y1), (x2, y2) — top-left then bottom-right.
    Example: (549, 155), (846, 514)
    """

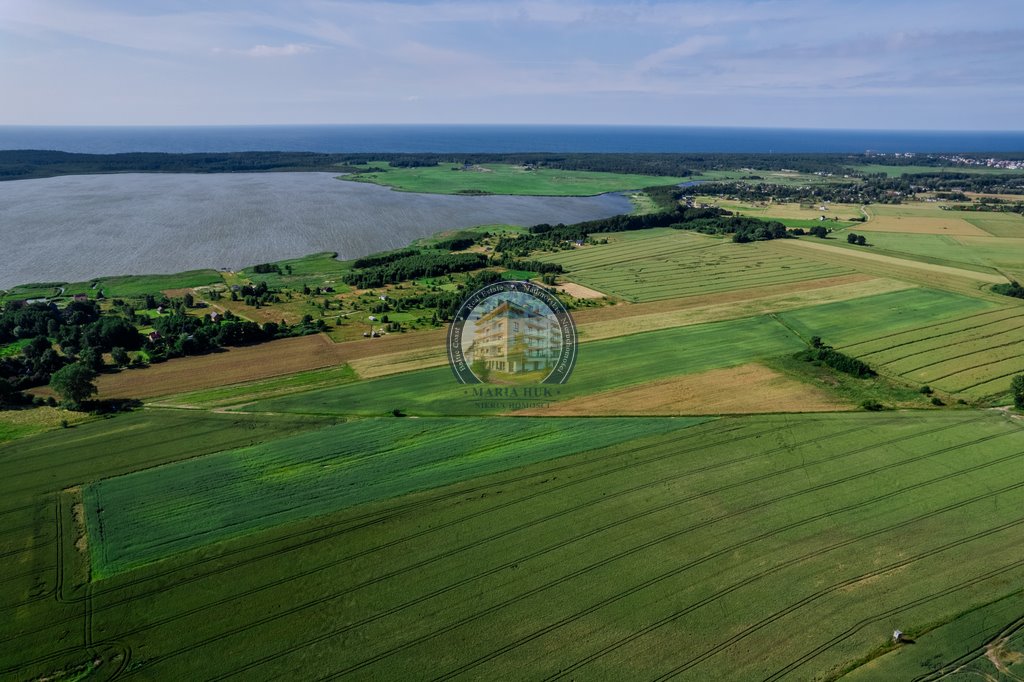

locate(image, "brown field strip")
(556, 282), (608, 299)
(514, 363), (851, 415)
(86, 329), (447, 399)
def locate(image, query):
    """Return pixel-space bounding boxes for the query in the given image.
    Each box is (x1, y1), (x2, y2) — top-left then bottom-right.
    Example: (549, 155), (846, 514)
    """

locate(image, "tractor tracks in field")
(108, 418), (938, 679)
(762, 564), (1024, 682)
(201, 422), (1011, 680)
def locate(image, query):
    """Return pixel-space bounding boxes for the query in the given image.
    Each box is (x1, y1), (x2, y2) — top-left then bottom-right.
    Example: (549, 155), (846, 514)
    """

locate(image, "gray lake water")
(0, 173), (631, 289)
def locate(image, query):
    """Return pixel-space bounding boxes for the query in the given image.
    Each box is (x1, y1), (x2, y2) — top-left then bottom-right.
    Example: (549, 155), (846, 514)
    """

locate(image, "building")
(469, 300), (560, 374)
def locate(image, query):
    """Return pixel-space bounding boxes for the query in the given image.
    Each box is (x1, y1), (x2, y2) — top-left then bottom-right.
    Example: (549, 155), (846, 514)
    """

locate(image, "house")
(147, 331), (161, 342)
(72, 293), (89, 302)
(209, 312), (220, 322)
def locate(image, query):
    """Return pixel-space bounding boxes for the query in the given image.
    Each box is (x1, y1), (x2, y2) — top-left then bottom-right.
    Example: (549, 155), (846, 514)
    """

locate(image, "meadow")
(5, 411), (1024, 680)
(535, 230), (854, 302)
(343, 162), (689, 196)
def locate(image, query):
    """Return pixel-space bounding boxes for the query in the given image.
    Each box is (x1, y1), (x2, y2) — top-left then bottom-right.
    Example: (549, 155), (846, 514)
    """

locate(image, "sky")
(1, 0), (1022, 129)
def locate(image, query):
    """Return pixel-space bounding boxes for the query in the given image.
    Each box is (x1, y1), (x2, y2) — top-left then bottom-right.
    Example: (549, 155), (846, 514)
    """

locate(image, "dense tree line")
(671, 215), (790, 242)
(11, 150), (1006, 183)
(431, 232), (480, 251)
(352, 248), (420, 269)
(797, 337), (876, 378)
(343, 252), (488, 289)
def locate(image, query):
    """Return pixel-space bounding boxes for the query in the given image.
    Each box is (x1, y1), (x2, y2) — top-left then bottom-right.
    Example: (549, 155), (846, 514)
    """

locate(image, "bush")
(919, 385), (933, 394)
(860, 399), (884, 411)
(931, 396), (945, 406)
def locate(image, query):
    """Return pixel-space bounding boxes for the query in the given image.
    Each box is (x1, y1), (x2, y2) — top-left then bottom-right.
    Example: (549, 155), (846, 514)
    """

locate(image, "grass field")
(775, 287), (998, 346)
(823, 232), (1019, 275)
(242, 314), (807, 416)
(536, 230), (854, 302)
(5, 410), (1024, 679)
(959, 210), (1024, 237)
(343, 162), (689, 196)
(84, 417), (705, 577)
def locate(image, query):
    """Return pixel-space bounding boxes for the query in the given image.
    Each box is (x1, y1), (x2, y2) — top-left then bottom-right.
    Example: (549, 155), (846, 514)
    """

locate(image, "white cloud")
(234, 43), (313, 57)
(635, 36), (726, 72)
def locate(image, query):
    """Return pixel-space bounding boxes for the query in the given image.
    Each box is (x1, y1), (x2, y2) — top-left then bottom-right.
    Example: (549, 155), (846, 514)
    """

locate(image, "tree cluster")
(797, 337), (876, 378)
(343, 252), (488, 289)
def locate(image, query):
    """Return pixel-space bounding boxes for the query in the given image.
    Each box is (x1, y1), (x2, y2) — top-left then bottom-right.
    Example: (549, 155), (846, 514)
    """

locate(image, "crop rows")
(12, 413), (1010, 681)
(842, 305), (1024, 398)
(84, 417), (703, 576)
(537, 234), (852, 302)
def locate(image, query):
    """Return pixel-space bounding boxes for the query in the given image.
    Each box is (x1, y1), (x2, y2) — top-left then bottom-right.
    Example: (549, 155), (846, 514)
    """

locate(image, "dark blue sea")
(1, 125), (1023, 154)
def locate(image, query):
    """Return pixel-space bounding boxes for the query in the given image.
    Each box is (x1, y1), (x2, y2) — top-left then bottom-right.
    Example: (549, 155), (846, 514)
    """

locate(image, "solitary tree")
(847, 233), (859, 244)
(1012, 374), (1024, 409)
(50, 363), (98, 409)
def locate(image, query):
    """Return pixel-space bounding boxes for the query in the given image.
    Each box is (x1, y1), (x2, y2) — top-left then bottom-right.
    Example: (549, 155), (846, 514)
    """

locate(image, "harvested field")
(93, 334), (346, 399)
(537, 231), (855, 303)
(515, 363), (850, 415)
(92, 329), (448, 400)
(557, 282), (607, 299)
(576, 277), (915, 342)
(860, 215), (988, 235)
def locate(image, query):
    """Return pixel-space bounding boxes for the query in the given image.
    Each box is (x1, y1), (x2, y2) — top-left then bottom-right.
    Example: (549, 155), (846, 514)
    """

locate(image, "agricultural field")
(242, 314), (808, 416)
(841, 305), (1024, 399)
(959, 210), (1024, 237)
(4, 411), (1024, 680)
(861, 204), (988, 235)
(343, 162), (689, 196)
(8, 157), (1024, 682)
(535, 230), (854, 302)
(830, 231), (1024, 280)
(84, 417), (703, 576)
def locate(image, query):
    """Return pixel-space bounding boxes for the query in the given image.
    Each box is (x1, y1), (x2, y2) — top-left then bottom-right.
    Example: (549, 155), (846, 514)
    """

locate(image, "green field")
(842, 305), (1024, 399)
(822, 231), (1019, 275)
(960, 210), (1024, 237)
(236, 251), (353, 290)
(342, 162), (689, 196)
(153, 364), (358, 408)
(5, 410), (1024, 679)
(536, 230), (854, 302)
(84, 417), (706, 577)
(843, 589), (1024, 680)
(73, 270), (224, 297)
(242, 314), (806, 416)
(775, 287), (998, 347)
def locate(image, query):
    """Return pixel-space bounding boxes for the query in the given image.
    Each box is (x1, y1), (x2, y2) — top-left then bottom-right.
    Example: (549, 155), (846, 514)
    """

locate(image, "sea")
(1, 125), (1023, 155)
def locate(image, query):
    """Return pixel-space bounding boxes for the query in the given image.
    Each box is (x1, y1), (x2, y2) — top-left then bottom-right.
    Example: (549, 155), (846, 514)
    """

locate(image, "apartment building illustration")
(468, 298), (561, 374)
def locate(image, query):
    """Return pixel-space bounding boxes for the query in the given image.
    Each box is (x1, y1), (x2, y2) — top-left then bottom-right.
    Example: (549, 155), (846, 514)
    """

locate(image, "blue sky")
(1, 0), (1021, 129)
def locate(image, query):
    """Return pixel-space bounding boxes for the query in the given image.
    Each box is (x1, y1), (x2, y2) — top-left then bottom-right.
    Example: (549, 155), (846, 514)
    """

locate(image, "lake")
(0, 172), (630, 288)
